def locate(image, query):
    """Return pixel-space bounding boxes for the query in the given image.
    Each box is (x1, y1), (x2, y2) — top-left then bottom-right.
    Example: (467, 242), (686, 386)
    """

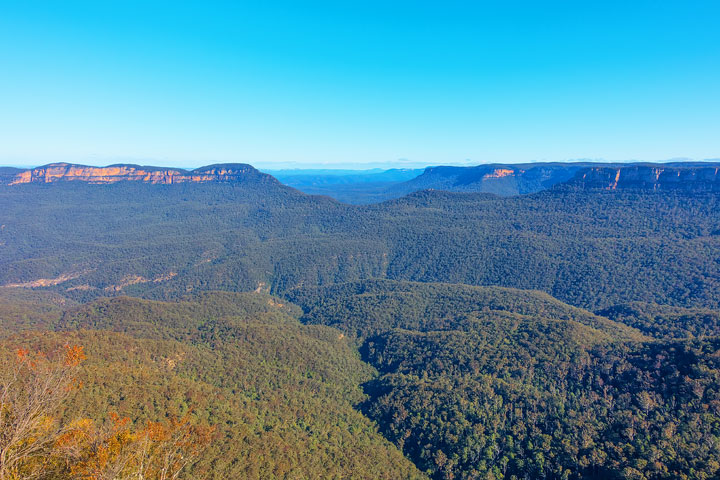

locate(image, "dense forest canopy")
(1, 174), (719, 310)
(2, 166), (720, 479)
(1, 292), (424, 479)
(291, 280), (720, 479)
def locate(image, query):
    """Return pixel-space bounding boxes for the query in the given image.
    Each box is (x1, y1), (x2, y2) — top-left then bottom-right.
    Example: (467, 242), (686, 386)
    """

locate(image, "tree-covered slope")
(374, 189), (720, 310)
(362, 337), (720, 480)
(0, 287), (76, 336)
(287, 280), (644, 341)
(4, 278), (720, 479)
(289, 279), (720, 480)
(597, 301), (720, 339)
(1, 180), (719, 310)
(1, 292), (425, 479)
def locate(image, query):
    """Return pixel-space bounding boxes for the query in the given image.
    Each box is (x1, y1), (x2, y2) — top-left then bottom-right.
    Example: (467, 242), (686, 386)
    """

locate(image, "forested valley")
(2, 165), (720, 479)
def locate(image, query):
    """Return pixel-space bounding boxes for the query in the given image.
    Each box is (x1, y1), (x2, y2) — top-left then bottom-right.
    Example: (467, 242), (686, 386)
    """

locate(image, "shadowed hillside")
(289, 279), (720, 480)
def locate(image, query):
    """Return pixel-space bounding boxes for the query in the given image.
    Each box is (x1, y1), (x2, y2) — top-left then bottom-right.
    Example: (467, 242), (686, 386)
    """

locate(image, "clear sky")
(0, 1), (718, 168)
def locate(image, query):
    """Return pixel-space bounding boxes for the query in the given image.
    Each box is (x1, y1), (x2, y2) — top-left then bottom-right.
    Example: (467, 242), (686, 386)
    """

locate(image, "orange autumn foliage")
(58, 413), (214, 480)
(0, 345), (213, 480)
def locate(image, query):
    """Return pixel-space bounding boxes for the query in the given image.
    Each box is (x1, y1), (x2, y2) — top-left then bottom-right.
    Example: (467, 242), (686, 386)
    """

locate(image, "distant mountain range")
(5, 162), (720, 202)
(389, 162), (720, 197)
(265, 168), (423, 203)
(0, 162), (272, 185)
(388, 163), (587, 197)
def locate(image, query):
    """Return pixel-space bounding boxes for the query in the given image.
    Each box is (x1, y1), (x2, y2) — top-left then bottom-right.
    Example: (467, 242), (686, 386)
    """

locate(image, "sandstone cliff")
(388, 164), (587, 196)
(569, 165), (720, 191)
(6, 163), (264, 185)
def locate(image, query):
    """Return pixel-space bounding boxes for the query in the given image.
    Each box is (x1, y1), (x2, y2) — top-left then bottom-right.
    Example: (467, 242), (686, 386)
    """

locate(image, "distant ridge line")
(391, 162), (720, 197)
(3, 161), (720, 194)
(2, 162), (271, 185)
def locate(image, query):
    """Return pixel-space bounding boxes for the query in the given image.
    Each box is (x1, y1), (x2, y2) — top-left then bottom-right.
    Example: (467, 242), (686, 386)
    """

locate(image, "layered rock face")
(572, 166), (720, 191)
(392, 164), (586, 196)
(7, 163), (261, 185)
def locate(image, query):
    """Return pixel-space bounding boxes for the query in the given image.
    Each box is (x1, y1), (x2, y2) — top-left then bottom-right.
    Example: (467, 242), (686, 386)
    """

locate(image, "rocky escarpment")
(389, 163), (588, 196)
(568, 165), (720, 191)
(5, 163), (268, 185)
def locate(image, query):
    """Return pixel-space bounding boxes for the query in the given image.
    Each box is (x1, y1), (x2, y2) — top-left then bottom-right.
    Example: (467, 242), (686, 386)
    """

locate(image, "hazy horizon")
(3, 156), (720, 172)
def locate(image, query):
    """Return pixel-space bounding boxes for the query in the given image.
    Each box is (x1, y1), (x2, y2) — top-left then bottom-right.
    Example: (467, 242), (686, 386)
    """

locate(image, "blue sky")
(0, 1), (718, 168)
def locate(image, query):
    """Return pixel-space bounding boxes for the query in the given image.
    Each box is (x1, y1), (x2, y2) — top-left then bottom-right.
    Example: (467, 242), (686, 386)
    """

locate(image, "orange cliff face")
(575, 166), (720, 191)
(482, 168), (518, 179)
(9, 164), (186, 185)
(8, 163), (261, 185)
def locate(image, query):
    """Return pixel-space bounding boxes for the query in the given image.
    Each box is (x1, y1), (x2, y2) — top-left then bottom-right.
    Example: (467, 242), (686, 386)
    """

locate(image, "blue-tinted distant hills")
(267, 162), (720, 203)
(264, 167), (424, 203)
(4, 161), (720, 203)
(267, 167), (423, 185)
